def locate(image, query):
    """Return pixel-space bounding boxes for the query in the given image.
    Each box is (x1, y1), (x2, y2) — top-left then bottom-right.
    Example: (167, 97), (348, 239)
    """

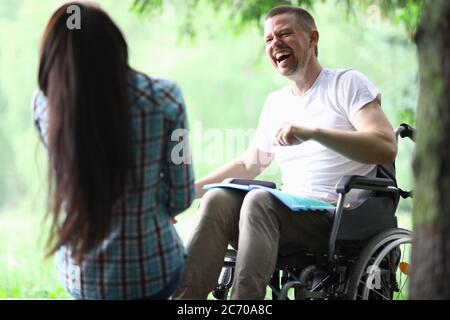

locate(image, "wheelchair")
(212, 123), (415, 300)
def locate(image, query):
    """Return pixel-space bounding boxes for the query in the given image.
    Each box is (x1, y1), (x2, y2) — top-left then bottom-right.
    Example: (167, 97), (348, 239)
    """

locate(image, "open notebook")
(204, 179), (336, 212)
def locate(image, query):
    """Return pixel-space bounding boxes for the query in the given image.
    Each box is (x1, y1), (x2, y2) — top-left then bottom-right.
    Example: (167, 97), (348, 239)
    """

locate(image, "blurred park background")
(0, 0), (417, 298)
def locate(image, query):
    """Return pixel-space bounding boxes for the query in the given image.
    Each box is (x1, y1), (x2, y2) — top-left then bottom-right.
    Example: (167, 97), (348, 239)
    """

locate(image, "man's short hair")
(265, 6), (318, 57)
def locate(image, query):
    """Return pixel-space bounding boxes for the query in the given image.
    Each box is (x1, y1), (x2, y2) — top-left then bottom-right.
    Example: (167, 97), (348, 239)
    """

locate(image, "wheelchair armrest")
(335, 175), (397, 194)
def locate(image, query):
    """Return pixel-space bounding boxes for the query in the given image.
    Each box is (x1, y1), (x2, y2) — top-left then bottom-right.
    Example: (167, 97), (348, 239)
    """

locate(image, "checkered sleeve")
(31, 90), (49, 148)
(165, 83), (195, 216)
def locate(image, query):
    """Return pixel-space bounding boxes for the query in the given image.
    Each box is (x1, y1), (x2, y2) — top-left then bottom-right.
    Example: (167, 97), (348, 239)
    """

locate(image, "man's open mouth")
(275, 53), (291, 64)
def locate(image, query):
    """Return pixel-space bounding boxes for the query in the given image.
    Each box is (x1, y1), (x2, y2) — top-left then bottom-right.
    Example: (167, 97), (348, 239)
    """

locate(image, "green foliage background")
(0, 0), (417, 298)
(132, 0), (423, 39)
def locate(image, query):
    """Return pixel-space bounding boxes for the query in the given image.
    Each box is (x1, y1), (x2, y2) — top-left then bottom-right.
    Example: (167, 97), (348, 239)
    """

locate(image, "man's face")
(264, 13), (313, 77)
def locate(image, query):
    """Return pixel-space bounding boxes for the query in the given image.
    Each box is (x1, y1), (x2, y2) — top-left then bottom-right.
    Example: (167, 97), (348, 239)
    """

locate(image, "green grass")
(0, 211), (70, 299)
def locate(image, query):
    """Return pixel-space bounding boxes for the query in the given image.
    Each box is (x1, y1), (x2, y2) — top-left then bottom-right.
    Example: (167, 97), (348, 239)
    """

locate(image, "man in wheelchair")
(173, 5), (405, 300)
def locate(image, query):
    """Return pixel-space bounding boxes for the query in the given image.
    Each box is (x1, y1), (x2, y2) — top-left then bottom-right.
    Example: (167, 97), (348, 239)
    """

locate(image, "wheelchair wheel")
(346, 228), (412, 300)
(278, 266), (338, 300)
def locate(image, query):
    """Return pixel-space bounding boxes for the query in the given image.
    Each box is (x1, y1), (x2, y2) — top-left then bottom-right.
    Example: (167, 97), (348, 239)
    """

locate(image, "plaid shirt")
(32, 70), (195, 299)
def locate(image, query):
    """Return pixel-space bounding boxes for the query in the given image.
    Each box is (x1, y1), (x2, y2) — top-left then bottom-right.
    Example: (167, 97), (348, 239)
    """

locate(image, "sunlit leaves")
(131, 0), (424, 40)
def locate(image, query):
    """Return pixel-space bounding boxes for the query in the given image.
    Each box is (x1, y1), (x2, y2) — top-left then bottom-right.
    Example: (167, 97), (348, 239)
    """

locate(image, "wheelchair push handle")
(396, 123), (416, 142)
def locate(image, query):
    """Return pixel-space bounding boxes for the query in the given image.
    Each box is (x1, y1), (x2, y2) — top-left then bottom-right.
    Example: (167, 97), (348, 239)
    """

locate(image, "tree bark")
(410, 0), (450, 299)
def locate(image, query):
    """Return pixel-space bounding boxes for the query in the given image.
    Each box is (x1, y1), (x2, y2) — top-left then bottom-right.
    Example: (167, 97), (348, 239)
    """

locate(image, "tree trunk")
(410, 0), (450, 299)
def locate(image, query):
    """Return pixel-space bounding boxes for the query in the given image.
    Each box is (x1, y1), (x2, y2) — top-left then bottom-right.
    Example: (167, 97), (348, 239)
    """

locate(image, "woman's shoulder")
(128, 70), (185, 121)
(130, 70), (177, 90)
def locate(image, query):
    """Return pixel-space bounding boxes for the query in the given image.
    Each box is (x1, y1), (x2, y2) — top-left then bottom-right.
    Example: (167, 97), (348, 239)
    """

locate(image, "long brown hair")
(38, 2), (132, 263)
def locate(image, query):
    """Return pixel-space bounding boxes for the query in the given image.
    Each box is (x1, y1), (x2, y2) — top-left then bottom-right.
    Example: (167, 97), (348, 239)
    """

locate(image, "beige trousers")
(173, 188), (332, 300)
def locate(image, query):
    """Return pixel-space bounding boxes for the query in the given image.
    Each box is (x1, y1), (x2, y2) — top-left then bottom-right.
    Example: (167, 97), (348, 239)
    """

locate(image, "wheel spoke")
(358, 279), (392, 300)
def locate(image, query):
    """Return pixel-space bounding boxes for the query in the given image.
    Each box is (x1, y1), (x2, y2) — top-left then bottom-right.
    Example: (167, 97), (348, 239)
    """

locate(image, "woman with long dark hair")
(32, 2), (195, 299)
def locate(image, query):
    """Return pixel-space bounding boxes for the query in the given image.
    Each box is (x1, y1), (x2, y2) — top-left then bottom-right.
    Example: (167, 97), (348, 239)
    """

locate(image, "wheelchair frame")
(213, 124), (415, 300)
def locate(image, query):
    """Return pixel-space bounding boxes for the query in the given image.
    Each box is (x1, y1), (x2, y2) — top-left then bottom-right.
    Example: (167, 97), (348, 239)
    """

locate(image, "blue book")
(204, 179), (335, 212)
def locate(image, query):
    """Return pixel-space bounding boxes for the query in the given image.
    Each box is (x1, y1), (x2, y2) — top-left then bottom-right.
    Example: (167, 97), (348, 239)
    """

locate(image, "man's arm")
(195, 145), (274, 198)
(274, 100), (397, 164)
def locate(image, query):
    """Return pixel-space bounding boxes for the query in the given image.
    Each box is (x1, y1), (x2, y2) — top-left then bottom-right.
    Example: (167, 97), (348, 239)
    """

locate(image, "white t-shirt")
(254, 68), (380, 204)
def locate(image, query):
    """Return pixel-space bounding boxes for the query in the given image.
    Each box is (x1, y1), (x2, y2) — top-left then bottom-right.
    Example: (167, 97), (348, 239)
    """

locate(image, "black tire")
(346, 228), (412, 300)
(278, 281), (303, 300)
